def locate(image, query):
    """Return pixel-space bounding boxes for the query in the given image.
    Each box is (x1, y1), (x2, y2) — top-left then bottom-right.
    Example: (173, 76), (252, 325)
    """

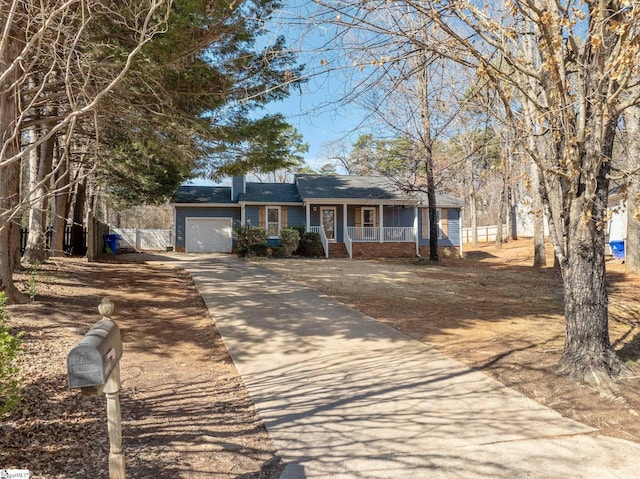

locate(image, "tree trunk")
(466, 161), (479, 248)
(623, 106), (640, 273)
(531, 160), (547, 267)
(426, 158), (439, 261)
(417, 55), (439, 261)
(509, 186), (518, 240)
(0, 24), (28, 304)
(51, 143), (70, 257)
(23, 120), (55, 264)
(627, 188), (640, 272)
(70, 178), (87, 256)
(495, 173), (506, 247)
(555, 123), (621, 383)
(557, 212), (619, 381)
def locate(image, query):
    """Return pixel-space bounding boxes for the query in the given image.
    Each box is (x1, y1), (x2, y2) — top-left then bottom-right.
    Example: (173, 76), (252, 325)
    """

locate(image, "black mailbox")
(67, 318), (122, 389)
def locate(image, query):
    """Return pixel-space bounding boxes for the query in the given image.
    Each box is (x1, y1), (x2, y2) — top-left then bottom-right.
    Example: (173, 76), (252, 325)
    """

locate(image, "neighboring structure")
(171, 174), (464, 258)
(606, 186), (627, 257)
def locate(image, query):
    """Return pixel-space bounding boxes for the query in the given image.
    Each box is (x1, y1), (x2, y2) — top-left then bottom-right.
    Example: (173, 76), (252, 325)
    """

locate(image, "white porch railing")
(346, 227), (416, 243)
(309, 225), (329, 258)
(344, 228), (353, 258)
(383, 227), (416, 242)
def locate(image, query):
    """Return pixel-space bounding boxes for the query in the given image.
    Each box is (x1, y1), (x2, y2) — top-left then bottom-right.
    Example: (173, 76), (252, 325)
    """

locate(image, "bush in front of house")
(279, 228), (300, 257)
(270, 246), (285, 257)
(298, 231), (323, 257)
(235, 225), (268, 257)
(290, 225), (306, 237)
(251, 243), (269, 257)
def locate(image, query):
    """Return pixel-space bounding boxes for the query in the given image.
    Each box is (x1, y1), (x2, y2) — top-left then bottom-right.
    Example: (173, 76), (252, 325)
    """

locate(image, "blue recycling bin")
(609, 240), (625, 260)
(103, 234), (121, 254)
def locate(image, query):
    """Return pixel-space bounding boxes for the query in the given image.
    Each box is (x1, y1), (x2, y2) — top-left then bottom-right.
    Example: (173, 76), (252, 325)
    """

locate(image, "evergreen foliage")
(297, 232), (323, 257)
(279, 228), (300, 256)
(97, 0), (305, 205)
(235, 224), (267, 257)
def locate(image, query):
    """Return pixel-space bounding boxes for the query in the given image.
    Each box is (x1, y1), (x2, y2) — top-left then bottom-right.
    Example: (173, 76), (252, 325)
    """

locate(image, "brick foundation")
(351, 242), (417, 258)
(418, 245), (461, 259)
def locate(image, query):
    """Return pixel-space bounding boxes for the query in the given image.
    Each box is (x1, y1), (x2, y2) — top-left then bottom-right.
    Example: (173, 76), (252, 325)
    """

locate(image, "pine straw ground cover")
(3, 240), (640, 478)
(2, 255), (283, 479)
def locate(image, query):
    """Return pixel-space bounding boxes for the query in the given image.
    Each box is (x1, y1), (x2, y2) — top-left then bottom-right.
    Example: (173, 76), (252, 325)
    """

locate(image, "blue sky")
(258, 6), (373, 173)
(189, 7), (370, 185)
(263, 88), (364, 171)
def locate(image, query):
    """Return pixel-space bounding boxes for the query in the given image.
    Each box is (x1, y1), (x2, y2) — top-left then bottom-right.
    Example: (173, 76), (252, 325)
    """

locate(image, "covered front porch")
(305, 202), (419, 259)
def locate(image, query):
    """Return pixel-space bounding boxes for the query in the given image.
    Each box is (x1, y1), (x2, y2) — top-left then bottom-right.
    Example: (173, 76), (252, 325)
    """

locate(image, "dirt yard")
(257, 240), (640, 444)
(3, 255), (283, 478)
(2, 239), (640, 478)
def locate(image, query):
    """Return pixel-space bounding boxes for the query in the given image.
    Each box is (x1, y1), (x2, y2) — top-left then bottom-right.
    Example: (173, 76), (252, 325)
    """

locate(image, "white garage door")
(186, 218), (233, 253)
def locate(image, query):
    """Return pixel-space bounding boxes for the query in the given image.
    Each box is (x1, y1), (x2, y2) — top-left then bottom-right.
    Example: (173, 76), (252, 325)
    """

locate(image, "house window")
(422, 208), (444, 239)
(362, 208), (376, 228)
(266, 207), (280, 237)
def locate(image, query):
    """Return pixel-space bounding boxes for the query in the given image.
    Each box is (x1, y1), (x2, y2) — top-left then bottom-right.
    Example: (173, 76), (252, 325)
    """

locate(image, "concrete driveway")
(181, 254), (640, 478)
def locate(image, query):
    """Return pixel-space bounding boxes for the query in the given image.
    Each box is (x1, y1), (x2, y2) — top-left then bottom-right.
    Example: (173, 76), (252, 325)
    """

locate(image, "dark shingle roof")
(173, 185), (232, 204)
(415, 191), (465, 208)
(238, 183), (302, 203)
(294, 174), (463, 207)
(173, 177), (463, 208)
(295, 175), (409, 201)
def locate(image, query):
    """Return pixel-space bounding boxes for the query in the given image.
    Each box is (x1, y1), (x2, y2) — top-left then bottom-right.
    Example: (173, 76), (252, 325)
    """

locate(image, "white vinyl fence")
(462, 225), (508, 244)
(110, 228), (172, 251)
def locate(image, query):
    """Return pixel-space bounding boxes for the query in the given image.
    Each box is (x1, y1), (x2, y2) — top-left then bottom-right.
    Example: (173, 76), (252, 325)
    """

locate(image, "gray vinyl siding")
(245, 205), (306, 246)
(418, 207), (461, 248)
(231, 177), (245, 202)
(442, 208), (461, 247)
(174, 207), (240, 250)
(245, 205), (260, 227)
(385, 205), (415, 227)
(287, 206), (306, 229)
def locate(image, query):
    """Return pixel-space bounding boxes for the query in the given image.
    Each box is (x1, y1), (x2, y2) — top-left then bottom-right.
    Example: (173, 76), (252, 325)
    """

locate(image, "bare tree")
(418, 0), (640, 385)
(0, 0), (171, 303)
(301, 0), (640, 385)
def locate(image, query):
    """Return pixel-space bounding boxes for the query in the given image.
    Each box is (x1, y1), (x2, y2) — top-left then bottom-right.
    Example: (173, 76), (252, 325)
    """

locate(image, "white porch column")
(459, 207), (464, 258)
(414, 206), (419, 256)
(241, 205), (246, 225)
(343, 203), (347, 240)
(306, 203), (311, 230)
(379, 204), (384, 243)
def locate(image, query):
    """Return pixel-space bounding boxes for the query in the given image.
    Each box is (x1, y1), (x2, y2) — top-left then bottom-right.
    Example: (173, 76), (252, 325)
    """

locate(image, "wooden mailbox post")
(66, 299), (125, 479)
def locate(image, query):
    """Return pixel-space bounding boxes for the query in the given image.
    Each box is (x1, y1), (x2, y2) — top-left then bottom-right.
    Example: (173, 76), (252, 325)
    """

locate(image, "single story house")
(171, 174), (464, 258)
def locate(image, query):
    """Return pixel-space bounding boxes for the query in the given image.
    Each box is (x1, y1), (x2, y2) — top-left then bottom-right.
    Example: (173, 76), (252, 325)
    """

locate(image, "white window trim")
(266, 206), (281, 238)
(361, 207), (376, 228)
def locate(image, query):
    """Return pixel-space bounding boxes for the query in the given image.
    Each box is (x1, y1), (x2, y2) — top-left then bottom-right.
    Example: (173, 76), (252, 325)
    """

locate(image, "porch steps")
(328, 242), (350, 258)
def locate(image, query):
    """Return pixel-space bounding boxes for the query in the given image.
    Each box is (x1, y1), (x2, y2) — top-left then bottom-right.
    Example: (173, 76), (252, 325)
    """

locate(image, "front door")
(321, 207), (336, 240)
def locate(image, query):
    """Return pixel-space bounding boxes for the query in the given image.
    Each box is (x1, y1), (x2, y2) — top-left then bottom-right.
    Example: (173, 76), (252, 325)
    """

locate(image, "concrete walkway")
(181, 255), (640, 479)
